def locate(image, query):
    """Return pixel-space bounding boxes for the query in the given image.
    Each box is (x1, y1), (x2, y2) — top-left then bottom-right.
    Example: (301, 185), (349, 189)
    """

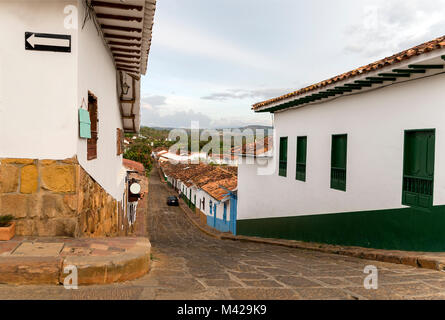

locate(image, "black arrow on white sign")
(25, 32), (71, 53)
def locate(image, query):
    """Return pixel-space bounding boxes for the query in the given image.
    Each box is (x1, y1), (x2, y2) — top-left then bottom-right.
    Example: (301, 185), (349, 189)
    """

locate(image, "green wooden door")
(403, 130), (435, 208)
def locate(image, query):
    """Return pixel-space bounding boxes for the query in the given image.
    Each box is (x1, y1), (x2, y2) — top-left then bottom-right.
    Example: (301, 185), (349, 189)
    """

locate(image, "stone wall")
(0, 157), (125, 238)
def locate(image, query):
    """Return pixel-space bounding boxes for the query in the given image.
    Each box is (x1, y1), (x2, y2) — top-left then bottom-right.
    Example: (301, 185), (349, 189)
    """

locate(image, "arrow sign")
(25, 32), (71, 53)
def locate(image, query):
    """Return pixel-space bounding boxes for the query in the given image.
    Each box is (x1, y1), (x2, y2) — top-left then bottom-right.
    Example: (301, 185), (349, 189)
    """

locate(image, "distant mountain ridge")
(145, 125), (273, 131)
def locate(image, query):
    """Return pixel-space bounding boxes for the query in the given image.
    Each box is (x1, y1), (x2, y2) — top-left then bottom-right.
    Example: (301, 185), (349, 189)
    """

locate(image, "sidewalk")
(0, 237), (151, 285)
(174, 186), (445, 273)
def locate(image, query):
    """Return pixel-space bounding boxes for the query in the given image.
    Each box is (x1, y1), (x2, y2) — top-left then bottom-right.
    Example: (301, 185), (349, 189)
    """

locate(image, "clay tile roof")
(252, 35), (445, 110)
(232, 136), (273, 156)
(123, 159), (145, 174)
(201, 176), (238, 201)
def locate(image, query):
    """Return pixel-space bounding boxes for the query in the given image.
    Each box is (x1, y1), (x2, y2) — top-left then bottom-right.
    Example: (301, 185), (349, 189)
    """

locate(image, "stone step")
(0, 237), (151, 285)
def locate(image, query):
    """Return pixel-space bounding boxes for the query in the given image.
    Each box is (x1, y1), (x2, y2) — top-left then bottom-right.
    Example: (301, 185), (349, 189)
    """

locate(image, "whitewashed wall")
(0, 0), (78, 159)
(238, 73), (445, 220)
(76, 2), (125, 201)
(0, 1), (125, 201)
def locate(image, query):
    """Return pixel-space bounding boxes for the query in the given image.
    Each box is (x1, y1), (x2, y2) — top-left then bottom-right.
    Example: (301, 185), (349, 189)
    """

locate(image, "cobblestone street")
(2, 168), (445, 300)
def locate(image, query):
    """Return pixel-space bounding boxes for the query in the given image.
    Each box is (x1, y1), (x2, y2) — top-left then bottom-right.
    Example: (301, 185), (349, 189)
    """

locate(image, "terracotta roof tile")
(123, 159), (145, 174)
(160, 161), (238, 201)
(232, 136), (273, 156)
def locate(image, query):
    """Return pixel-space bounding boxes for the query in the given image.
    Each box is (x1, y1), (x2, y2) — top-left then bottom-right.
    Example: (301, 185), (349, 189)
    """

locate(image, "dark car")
(167, 196), (179, 206)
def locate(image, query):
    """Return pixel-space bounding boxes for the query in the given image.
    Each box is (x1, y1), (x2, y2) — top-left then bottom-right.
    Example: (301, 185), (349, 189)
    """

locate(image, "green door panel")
(279, 137), (288, 177)
(403, 130), (435, 208)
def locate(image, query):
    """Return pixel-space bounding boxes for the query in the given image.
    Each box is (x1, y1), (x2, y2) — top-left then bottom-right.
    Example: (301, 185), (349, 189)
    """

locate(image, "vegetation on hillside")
(123, 126), (272, 170)
(124, 142), (153, 175)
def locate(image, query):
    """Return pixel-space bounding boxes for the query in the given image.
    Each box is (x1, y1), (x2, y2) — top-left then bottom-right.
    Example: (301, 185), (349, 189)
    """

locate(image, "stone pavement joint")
(0, 237), (151, 285)
(175, 182), (445, 273)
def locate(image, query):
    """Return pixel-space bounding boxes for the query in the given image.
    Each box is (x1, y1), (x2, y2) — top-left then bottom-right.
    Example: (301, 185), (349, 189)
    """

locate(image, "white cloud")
(152, 17), (283, 71)
(344, 0), (445, 59)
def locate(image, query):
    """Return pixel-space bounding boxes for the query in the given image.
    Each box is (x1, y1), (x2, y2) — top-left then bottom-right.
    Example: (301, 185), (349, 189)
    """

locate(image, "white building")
(238, 35), (445, 252)
(0, 0), (156, 237)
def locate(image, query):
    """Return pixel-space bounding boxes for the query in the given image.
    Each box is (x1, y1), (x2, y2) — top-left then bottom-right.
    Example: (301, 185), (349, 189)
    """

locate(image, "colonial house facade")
(0, 0), (156, 237)
(237, 35), (445, 252)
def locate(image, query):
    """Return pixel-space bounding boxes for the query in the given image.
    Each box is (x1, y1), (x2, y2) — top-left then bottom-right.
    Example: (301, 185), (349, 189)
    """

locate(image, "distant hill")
(239, 125), (273, 131)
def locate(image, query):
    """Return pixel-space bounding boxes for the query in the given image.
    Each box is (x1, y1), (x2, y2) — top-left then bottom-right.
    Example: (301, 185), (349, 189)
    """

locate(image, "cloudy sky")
(140, 0), (445, 129)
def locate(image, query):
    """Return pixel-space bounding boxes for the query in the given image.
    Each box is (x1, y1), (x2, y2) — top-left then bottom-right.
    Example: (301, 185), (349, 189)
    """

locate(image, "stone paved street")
(2, 167), (445, 299)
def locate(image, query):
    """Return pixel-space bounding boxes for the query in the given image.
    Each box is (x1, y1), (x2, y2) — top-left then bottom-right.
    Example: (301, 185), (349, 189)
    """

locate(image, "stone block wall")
(0, 157), (124, 238)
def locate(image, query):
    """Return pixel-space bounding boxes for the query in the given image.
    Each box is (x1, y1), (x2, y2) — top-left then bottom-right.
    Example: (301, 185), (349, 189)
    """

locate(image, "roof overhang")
(89, 0), (156, 133)
(254, 49), (445, 114)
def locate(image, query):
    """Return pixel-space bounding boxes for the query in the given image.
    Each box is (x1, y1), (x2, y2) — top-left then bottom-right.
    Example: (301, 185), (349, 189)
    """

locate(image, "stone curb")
(0, 238), (151, 285)
(176, 190), (445, 272)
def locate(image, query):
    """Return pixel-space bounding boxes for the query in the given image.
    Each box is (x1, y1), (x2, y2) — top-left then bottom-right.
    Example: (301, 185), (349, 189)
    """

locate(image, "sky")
(140, 0), (445, 129)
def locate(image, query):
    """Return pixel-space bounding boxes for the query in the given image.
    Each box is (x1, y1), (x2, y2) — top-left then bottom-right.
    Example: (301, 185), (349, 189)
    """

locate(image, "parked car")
(167, 196), (179, 206)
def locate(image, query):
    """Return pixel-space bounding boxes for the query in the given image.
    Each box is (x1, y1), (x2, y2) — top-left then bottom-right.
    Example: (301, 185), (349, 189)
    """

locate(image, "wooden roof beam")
(96, 13), (143, 23)
(115, 59), (140, 64)
(111, 47), (141, 54)
(100, 24), (142, 33)
(104, 34), (142, 41)
(91, 1), (143, 11)
(393, 69), (426, 74)
(378, 73), (411, 78)
(113, 53), (141, 59)
(107, 41), (141, 47)
(409, 64), (444, 69)
(366, 77), (396, 82)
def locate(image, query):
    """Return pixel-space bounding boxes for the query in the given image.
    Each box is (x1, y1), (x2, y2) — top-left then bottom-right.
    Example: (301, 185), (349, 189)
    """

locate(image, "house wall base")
(0, 157), (125, 238)
(197, 210), (207, 226)
(237, 205), (445, 252)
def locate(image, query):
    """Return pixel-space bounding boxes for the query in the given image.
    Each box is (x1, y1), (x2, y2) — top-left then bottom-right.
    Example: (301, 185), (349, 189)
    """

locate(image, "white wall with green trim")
(238, 72), (445, 221)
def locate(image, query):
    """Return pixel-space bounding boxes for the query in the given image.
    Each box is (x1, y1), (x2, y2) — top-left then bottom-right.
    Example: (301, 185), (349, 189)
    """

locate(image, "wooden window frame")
(296, 136), (307, 182)
(279, 137), (288, 177)
(87, 92), (98, 161)
(116, 128), (124, 156)
(330, 134), (348, 192)
(402, 129), (435, 209)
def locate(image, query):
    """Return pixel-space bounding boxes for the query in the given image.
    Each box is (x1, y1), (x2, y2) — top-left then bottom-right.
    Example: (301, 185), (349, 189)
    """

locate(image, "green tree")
(124, 142), (153, 175)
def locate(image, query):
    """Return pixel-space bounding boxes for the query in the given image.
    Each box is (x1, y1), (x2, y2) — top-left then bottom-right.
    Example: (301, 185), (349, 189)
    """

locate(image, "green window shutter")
(331, 134), (347, 191)
(79, 109), (91, 139)
(403, 130), (435, 208)
(279, 137), (288, 177)
(296, 136), (307, 182)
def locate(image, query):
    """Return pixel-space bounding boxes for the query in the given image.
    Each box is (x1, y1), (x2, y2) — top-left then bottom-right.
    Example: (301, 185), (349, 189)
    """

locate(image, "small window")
(279, 137), (288, 177)
(331, 134), (347, 191)
(296, 136), (307, 182)
(210, 200), (213, 214)
(116, 128), (124, 155)
(403, 130), (435, 208)
(87, 92), (98, 161)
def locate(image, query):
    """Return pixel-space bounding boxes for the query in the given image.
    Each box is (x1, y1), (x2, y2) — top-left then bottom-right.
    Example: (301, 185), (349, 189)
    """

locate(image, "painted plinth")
(237, 205), (445, 252)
